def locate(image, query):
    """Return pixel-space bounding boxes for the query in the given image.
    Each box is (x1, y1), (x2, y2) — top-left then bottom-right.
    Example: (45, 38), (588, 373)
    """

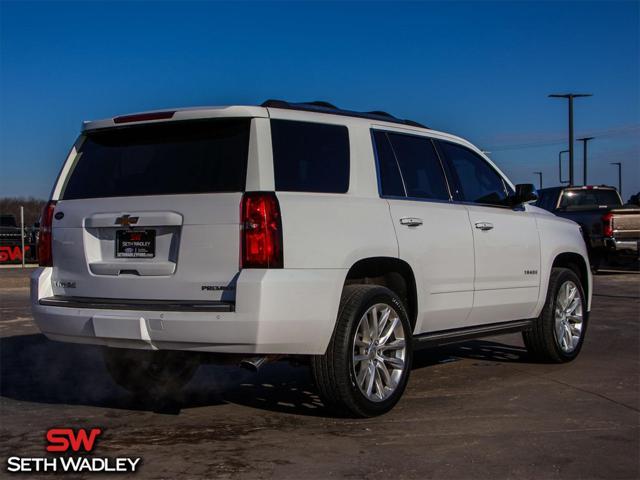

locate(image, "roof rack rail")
(260, 99), (428, 129)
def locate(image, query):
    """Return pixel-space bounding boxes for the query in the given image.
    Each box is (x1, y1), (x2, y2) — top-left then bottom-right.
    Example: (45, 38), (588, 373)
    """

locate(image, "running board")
(413, 319), (534, 349)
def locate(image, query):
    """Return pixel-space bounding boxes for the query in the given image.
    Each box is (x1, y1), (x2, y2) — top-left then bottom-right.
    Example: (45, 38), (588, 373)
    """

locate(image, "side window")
(372, 130), (405, 197)
(271, 120), (349, 193)
(439, 141), (509, 206)
(387, 133), (450, 200)
(372, 130), (450, 201)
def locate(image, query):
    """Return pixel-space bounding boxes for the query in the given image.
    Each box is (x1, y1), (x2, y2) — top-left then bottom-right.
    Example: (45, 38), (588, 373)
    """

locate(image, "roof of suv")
(80, 100), (483, 158)
(82, 100), (429, 131)
(259, 100), (428, 129)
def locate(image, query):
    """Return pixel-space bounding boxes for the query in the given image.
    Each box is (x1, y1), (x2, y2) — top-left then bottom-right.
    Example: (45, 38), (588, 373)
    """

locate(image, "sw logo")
(46, 428), (102, 452)
(6, 427), (141, 474)
(0, 245), (30, 263)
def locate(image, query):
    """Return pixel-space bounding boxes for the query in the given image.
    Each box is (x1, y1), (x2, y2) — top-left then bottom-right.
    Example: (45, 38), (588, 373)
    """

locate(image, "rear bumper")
(604, 237), (639, 254)
(31, 267), (346, 355)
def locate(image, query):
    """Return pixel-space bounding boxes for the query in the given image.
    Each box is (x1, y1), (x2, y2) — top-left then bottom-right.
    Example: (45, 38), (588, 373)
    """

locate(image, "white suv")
(31, 100), (592, 417)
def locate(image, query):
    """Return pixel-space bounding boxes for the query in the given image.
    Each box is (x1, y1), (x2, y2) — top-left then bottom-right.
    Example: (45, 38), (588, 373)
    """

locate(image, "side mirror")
(512, 183), (538, 205)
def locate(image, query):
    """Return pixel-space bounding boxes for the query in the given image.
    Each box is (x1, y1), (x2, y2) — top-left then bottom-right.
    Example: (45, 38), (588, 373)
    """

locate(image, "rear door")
(372, 129), (475, 333)
(51, 118), (251, 302)
(436, 140), (541, 324)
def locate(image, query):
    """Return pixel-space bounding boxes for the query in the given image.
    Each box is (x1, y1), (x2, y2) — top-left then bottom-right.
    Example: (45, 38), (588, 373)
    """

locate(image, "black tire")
(523, 267), (588, 363)
(311, 285), (413, 417)
(103, 348), (199, 398)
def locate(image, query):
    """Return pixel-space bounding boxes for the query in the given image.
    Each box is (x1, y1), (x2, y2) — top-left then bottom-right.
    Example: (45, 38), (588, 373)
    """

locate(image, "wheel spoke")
(382, 355), (405, 370)
(370, 307), (379, 340)
(360, 317), (371, 341)
(556, 322), (565, 344)
(356, 362), (368, 388)
(374, 369), (385, 399)
(566, 297), (580, 315)
(354, 354), (369, 364)
(377, 307), (391, 340)
(365, 362), (376, 397)
(562, 325), (571, 350)
(354, 338), (368, 348)
(379, 339), (406, 351)
(376, 359), (392, 386)
(558, 285), (568, 309)
(566, 285), (577, 304)
(379, 317), (400, 345)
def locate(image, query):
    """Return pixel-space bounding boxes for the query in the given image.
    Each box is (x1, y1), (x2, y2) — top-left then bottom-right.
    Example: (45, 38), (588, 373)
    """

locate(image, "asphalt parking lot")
(0, 267), (638, 479)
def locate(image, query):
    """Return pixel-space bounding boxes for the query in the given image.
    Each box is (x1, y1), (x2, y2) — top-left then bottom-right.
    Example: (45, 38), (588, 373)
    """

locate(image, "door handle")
(475, 222), (494, 231)
(400, 217), (423, 227)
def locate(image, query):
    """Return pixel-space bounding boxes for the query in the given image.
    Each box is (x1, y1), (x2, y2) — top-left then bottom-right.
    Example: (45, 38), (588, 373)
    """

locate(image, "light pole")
(549, 93), (592, 185)
(610, 162), (622, 197)
(533, 171), (543, 189)
(577, 136), (594, 186)
(559, 149), (570, 184)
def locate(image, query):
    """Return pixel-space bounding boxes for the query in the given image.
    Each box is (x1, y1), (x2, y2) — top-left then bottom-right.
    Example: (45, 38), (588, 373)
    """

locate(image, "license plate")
(115, 230), (155, 258)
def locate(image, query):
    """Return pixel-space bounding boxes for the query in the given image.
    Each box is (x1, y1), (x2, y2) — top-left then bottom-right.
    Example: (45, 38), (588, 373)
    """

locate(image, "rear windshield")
(61, 119), (250, 200)
(559, 189), (622, 210)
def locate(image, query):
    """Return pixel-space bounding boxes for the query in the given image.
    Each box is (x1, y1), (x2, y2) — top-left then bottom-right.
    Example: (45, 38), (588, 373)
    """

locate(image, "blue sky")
(1, 1), (638, 199)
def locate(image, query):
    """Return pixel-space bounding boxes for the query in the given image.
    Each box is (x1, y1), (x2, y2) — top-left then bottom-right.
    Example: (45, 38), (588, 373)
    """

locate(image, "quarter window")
(373, 130), (450, 201)
(372, 131), (405, 197)
(439, 141), (509, 206)
(271, 120), (350, 193)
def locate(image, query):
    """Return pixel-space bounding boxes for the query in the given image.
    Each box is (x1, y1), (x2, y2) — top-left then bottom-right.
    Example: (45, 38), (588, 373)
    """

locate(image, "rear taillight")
(38, 201), (57, 267)
(602, 212), (614, 238)
(241, 192), (283, 268)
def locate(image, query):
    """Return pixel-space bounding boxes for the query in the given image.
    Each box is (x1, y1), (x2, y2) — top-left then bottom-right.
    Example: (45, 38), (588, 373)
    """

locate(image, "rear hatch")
(51, 118), (250, 303)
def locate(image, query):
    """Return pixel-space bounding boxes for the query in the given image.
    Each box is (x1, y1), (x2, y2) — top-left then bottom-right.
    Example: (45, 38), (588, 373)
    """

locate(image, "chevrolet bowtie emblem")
(115, 214), (139, 227)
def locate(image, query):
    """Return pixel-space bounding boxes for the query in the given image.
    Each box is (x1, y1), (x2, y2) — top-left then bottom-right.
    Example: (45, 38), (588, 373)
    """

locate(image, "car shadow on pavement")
(433, 340), (530, 365)
(1, 333), (528, 418)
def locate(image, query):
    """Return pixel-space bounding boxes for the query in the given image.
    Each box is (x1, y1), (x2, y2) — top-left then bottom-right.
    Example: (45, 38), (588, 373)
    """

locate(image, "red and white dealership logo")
(6, 428), (141, 474)
(46, 428), (102, 452)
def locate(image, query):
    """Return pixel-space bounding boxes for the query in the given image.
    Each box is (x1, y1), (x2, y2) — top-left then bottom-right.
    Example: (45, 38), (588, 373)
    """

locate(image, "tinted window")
(559, 189), (622, 209)
(271, 120), (349, 193)
(0, 215), (17, 228)
(536, 190), (558, 211)
(387, 133), (450, 200)
(439, 141), (509, 206)
(62, 119), (250, 200)
(372, 131), (405, 197)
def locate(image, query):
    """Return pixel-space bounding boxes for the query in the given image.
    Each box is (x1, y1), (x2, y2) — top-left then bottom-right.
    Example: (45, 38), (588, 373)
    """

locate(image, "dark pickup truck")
(536, 185), (640, 270)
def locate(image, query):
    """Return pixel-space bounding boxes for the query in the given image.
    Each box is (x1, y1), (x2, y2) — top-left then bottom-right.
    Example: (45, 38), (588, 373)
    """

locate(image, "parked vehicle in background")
(627, 192), (640, 207)
(32, 100), (592, 417)
(536, 185), (640, 270)
(0, 214), (21, 241)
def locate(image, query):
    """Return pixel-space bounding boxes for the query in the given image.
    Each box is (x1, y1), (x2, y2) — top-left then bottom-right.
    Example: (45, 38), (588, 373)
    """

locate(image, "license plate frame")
(115, 230), (156, 258)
